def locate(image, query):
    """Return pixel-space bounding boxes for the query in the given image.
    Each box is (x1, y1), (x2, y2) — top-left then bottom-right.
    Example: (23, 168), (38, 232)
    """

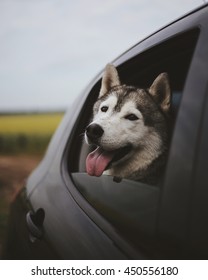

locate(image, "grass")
(0, 113), (63, 135)
(0, 112), (64, 155)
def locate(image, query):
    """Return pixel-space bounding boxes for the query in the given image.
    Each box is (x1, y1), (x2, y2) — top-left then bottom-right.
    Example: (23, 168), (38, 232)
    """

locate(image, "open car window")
(66, 28), (200, 255)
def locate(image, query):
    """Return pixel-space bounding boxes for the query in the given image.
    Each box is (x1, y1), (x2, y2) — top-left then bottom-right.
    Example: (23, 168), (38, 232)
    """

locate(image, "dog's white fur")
(85, 64), (171, 182)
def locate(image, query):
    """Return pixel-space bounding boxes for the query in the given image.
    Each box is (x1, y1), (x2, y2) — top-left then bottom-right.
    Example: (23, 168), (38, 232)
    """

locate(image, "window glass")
(67, 28), (199, 254)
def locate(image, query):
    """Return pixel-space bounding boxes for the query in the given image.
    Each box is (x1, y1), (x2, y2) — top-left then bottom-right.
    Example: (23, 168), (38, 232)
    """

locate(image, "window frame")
(70, 28), (200, 174)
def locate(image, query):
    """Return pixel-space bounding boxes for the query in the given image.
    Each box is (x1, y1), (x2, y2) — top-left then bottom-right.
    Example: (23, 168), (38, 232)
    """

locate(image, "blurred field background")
(0, 111), (64, 257)
(0, 112), (63, 154)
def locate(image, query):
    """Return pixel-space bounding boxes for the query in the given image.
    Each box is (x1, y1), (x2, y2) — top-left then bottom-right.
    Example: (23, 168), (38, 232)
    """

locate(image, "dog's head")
(85, 64), (171, 177)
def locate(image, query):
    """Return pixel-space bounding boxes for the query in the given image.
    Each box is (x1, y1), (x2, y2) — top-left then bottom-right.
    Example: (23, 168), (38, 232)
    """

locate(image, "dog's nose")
(86, 124), (104, 141)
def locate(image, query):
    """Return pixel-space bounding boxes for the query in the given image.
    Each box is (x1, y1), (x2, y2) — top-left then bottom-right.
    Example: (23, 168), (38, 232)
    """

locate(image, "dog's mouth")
(86, 145), (132, 177)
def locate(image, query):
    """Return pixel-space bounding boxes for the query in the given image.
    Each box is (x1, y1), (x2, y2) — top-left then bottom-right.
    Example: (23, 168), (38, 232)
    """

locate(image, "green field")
(0, 112), (64, 154)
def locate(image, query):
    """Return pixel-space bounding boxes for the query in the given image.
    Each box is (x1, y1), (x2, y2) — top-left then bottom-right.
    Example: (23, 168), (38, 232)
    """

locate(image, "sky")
(0, 0), (204, 112)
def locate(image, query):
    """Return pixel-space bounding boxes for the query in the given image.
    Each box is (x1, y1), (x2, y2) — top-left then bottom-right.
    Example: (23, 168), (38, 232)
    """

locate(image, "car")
(3, 3), (208, 260)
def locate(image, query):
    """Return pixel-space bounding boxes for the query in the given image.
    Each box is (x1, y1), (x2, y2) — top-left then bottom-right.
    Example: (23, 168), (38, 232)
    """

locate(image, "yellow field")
(0, 113), (64, 135)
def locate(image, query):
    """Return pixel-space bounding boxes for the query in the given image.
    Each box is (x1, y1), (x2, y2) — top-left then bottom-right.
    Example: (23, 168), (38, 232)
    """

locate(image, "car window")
(67, 28), (199, 255)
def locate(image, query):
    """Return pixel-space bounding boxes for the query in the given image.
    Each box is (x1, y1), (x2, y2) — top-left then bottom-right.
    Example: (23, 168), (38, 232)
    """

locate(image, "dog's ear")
(149, 73), (171, 114)
(99, 64), (121, 97)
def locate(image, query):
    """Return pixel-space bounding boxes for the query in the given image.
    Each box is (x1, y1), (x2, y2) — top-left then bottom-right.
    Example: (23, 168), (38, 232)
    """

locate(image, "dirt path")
(0, 155), (42, 257)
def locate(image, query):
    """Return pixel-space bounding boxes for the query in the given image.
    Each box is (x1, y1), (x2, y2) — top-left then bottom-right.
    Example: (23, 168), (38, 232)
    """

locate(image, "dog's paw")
(113, 176), (122, 183)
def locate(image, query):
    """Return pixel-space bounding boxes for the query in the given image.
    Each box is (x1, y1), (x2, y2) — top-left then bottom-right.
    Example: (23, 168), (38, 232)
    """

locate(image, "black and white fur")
(85, 64), (171, 183)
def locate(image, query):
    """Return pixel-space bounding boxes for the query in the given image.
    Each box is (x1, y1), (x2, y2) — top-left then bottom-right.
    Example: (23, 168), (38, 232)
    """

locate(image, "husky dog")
(85, 64), (171, 183)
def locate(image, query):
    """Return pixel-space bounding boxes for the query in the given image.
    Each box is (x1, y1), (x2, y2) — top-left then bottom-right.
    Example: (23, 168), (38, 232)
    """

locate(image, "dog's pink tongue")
(86, 147), (114, 177)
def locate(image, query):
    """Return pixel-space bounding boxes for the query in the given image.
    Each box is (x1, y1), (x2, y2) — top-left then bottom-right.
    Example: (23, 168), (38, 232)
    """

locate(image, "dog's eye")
(101, 106), (108, 112)
(125, 114), (139, 121)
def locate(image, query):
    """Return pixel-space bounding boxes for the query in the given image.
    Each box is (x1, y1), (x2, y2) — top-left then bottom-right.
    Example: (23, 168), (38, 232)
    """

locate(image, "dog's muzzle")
(85, 123), (133, 177)
(86, 123), (104, 143)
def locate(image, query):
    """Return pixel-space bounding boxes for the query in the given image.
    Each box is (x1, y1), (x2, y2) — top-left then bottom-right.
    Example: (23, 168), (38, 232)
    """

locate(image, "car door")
(63, 22), (204, 258)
